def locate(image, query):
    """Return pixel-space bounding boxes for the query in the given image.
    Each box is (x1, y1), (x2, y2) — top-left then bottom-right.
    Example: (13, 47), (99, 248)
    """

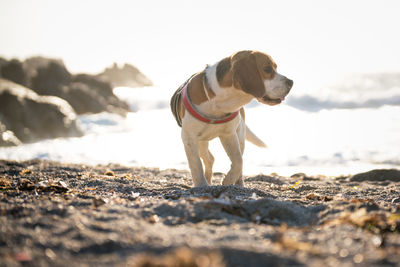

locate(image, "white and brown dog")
(171, 50), (293, 187)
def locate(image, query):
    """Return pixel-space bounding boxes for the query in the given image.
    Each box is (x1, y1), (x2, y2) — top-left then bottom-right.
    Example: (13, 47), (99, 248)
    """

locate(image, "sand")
(0, 159), (399, 266)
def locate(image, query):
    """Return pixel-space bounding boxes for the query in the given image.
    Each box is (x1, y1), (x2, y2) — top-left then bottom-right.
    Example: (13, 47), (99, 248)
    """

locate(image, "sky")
(1, 0), (400, 87)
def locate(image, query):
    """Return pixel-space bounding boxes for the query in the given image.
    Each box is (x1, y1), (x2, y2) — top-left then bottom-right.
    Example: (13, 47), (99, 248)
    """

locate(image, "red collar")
(182, 84), (239, 124)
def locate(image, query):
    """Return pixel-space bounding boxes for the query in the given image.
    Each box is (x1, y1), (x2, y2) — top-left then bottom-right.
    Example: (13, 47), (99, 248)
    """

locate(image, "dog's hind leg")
(199, 141), (214, 185)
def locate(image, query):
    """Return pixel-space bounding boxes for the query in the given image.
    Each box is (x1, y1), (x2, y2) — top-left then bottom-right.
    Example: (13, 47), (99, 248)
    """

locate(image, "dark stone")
(0, 57), (7, 69)
(0, 59), (27, 86)
(31, 61), (72, 95)
(0, 78), (82, 144)
(65, 82), (106, 114)
(71, 74), (129, 115)
(23, 56), (65, 86)
(1, 57), (149, 117)
(28, 59), (129, 115)
(350, 169), (400, 182)
(73, 74), (113, 97)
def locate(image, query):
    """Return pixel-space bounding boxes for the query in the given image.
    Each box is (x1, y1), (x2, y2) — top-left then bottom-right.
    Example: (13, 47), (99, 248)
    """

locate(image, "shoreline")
(1, 151), (397, 179)
(1, 159), (399, 266)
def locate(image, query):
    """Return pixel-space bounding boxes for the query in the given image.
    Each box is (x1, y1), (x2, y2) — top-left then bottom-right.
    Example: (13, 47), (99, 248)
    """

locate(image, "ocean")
(1, 73), (399, 176)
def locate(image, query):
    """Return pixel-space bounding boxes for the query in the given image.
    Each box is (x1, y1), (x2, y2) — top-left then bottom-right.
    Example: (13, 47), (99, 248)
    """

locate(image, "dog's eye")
(264, 66), (273, 74)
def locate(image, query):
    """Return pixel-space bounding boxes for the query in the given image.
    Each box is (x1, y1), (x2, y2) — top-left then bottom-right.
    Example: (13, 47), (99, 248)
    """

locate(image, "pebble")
(371, 235), (382, 247)
(45, 248), (56, 260)
(353, 254), (364, 263)
(391, 197), (400, 204)
(148, 214), (160, 223)
(339, 249), (349, 257)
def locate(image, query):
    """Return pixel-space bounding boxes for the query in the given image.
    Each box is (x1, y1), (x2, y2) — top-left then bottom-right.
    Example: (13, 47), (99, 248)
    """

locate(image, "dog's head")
(218, 50), (293, 106)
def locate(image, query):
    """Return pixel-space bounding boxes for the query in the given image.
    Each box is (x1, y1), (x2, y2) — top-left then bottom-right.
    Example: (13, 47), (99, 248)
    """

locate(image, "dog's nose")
(286, 78), (293, 89)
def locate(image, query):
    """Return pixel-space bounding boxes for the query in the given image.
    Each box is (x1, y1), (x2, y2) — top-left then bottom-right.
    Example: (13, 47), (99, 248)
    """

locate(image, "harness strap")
(182, 83), (239, 124)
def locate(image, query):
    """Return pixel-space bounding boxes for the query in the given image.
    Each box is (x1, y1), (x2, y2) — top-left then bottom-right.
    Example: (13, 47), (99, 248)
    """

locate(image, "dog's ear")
(231, 51), (265, 98)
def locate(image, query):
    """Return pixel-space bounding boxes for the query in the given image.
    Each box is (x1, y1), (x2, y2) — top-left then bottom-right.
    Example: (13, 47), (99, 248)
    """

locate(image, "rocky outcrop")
(0, 57), (8, 73)
(30, 61), (71, 94)
(97, 63), (153, 88)
(0, 78), (82, 144)
(0, 56), (152, 146)
(23, 56), (65, 85)
(28, 61), (130, 115)
(0, 59), (28, 87)
(1, 57), (151, 116)
(71, 74), (130, 115)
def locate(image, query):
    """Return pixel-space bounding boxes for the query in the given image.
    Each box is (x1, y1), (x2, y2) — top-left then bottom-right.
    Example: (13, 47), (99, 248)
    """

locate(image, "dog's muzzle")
(258, 78), (293, 106)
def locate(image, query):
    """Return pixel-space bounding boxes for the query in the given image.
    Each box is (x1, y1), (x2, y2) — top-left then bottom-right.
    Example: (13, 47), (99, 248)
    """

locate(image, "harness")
(170, 70), (239, 127)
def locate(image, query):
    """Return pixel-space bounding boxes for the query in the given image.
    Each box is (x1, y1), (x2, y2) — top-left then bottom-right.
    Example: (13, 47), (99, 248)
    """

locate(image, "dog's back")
(170, 85), (183, 127)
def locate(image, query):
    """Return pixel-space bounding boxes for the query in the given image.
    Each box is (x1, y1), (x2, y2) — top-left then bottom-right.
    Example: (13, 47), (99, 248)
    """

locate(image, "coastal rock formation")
(0, 56), (152, 146)
(0, 59), (28, 87)
(0, 78), (82, 144)
(97, 62), (153, 88)
(0, 57), (7, 68)
(71, 74), (130, 115)
(28, 61), (130, 115)
(23, 56), (65, 83)
(0, 57), (136, 116)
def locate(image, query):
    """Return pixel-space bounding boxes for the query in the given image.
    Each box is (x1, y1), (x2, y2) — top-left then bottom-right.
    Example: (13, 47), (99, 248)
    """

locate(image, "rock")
(0, 57), (7, 68)
(64, 82), (106, 114)
(0, 78), (82, 144)
(71, 74), (130, 115)
(0, 57), (9, 77)
(73, 73), (114, 98)
(29, 60), (129, 115)
(1, 56), (149, 116)
(97, 62), (153, 88)
(30, 61), (72, 95)
(23, 56), (65, 85)
(350, 169), (400, 182)
(0, 120), (21, 146)
(0, 59), (28, 86)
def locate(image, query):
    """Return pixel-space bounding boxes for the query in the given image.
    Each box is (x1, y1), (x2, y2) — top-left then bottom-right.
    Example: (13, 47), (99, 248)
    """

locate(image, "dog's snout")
(286, 78), (293, 89)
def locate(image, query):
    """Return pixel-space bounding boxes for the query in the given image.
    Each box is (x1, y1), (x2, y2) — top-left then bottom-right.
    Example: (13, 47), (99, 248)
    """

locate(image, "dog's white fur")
(180, 51), (292, 187)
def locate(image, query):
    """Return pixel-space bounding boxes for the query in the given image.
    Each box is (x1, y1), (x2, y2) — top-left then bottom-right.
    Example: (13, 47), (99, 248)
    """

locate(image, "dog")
(171, 50), (293, 187)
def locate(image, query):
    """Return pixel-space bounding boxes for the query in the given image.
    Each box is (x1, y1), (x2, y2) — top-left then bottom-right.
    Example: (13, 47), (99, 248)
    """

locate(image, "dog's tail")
(245, 125), (267, 148)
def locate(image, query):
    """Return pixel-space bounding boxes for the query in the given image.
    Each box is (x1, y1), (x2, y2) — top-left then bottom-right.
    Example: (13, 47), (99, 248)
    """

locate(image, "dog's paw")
(193, 179), (209, 187)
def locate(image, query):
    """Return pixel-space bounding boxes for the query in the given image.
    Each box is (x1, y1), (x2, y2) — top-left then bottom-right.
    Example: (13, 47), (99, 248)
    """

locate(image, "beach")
(1, 159), (399, 266)
(2, 1), (400, 266)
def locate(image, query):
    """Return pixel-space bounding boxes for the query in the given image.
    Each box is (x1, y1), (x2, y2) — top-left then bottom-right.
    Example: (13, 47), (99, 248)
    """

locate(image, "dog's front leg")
(181, 131), (208, 187)
(219, 133), (243, 186)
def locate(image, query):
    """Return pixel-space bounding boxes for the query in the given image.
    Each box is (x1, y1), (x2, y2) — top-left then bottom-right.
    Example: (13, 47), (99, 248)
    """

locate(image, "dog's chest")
(182, 114), (241, 141)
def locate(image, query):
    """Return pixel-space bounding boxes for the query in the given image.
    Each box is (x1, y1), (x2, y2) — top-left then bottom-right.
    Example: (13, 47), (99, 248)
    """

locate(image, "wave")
(287, 72), (400, 112)
(287, 94), (400, 112)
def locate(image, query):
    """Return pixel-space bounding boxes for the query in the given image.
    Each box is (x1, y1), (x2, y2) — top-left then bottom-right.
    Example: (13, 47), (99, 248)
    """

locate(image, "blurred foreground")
(0, 159), (399, 266)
